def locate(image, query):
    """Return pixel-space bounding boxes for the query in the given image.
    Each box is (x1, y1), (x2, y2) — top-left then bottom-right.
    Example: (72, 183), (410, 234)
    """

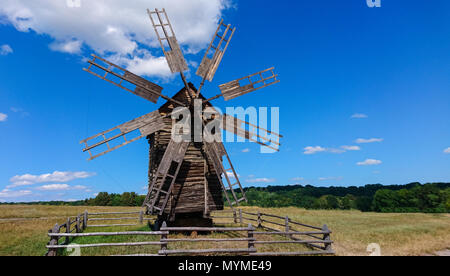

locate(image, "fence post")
(76, 215), (80, 233)
(47, 223), (59, 256)
(257, 211), (261, 228)
(83, 210), (88, 230)
(247, 223), (255, 254)
(285, 216), (290, 238)
(139, 210), (144, 224)
(233, 210), (237, 224)
(160, 221), (168, 256)
(322, 224), (332, 251)
(65, 218), (71, 244)
(239, 209), (243, 225)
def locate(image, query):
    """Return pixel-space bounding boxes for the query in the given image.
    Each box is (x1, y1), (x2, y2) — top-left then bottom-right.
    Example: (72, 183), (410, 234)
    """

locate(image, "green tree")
(94, 192), (111, 206)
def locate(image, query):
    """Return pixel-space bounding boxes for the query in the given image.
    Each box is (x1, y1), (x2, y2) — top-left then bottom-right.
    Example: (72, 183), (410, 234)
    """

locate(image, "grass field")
(0, 205), (448, 256)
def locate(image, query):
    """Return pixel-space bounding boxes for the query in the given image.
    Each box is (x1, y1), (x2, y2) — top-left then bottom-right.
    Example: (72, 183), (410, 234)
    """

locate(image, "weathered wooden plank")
(250, 250), (335, 256)
(162, 238), (255, 243)
(48, 231), (167, 237)
(47, 241), (165, 249)
(89, 224), (138, 228)
(81, 111), (165, 161)
(219, 67), (279, 101)
(196, 19), (235, 82)
(253, 240), (333, 245)
(159, 248), (257, 255)
(88, 217), (139, 221)
(161, 227), (251, 232)
(84, 55), (163, 104)
(89, 212), (142, 216)
(252, 231), (330, 235)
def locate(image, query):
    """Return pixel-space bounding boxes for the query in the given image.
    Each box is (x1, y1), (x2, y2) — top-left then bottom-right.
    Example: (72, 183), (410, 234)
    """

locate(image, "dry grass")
(239, 207), (450, 256)
(0, 205), (448, 256)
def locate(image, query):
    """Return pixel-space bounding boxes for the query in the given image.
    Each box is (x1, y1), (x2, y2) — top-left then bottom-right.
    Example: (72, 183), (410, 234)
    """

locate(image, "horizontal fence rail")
(46, 209), (334, 256)
(45, 210), (155, 256)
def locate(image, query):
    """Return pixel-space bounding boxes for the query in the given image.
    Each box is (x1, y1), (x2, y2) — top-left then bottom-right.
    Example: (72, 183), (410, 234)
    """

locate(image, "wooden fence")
(45, 210), (154, 256)
(46, 209), (334, 256)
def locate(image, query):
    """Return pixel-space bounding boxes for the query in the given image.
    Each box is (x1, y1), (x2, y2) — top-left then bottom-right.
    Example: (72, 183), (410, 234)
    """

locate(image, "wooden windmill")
(80, 8), (281, 226)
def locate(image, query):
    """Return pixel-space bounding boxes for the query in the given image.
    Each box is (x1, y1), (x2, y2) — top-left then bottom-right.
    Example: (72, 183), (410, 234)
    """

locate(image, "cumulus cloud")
(351, 113), (368, 119)
(8, 171), (96, 188)
(0, 113), (7, 122)
(49, 40), (83, 54)
(304, 146), (327, 155)
(444, 148), (450, 154)
(355, 138), (383, 144)
(0, 189), (32, 198)
(36, 184), (88, 191)
(36, 184), (70, 191)
(304, 145), (360, 155)
(0, 0), (232, 77)
(357, 159), (382, 166)
(341, 145), (361, 151)
(0, 44), (13, 55)
(225, 172), (240, 179)
(246, 178), (276, 184)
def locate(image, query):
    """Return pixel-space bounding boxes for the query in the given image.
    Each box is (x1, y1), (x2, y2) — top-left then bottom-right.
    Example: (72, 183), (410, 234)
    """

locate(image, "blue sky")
(0, 0), (449, 202)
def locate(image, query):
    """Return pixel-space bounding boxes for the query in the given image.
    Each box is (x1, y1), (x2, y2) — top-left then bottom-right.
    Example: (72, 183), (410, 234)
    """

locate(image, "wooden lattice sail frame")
(79, 8), (282, 224)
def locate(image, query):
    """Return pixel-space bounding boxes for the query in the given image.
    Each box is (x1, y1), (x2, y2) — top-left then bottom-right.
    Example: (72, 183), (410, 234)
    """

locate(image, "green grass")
(0, 205), (449, 256)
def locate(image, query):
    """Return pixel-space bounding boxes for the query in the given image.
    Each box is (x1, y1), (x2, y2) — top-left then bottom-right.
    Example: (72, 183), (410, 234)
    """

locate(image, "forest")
(2, 182), (449, 213)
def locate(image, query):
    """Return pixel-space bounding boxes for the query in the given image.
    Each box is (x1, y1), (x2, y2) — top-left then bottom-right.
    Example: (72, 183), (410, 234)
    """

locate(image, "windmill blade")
(145, 139), (190, 215)
(80, 111), (165, 161)
(84, 54), (162, 103)
(196, 19), (236, 83)
(147, 8), (188, 74)
(215, 67), (280, 102)
(203, 133), (247, 207)
(222, 114), (282, 152)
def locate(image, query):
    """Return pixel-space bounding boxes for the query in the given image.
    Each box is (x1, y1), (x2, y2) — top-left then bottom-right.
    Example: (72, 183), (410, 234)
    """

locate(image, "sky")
(0, 0), (449, 202)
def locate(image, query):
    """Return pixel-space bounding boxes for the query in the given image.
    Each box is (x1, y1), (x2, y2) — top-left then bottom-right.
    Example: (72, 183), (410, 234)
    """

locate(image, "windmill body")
(80, 8), (281, 226)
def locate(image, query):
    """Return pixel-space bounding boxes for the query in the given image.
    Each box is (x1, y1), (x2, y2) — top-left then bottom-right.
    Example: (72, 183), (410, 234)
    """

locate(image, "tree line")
(2, 182), (449, 213)
(238, 182), (450, 213)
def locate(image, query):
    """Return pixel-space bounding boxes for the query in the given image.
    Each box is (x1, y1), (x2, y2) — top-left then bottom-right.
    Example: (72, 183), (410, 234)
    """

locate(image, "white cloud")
(341, 145), (361, 151)
(0, 189), (32, 198)
(0, 44), (13, 55)
(36, 184), (70, 191)
(10, 107), (29, 117)
(351, 113), (368, 119)
(36, 184), (89, 191)
(355, 138), (383, 144)
(357, 159), (382, 166)
(0, 0), (232, 77)
(49, 40), (82, 54)
(318, 176), (343, 181)
(444, 148), (450, 154)
(242, 148), (250, 153)
(246, 178), (276, 184)
(304, 146), (327, 155)
(304, 145), (360, 155)
(8, 171), (96, 188)
(109, 51), (172, 78)
(225, 172), (240, 179)
(0, 113), (7, 122)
